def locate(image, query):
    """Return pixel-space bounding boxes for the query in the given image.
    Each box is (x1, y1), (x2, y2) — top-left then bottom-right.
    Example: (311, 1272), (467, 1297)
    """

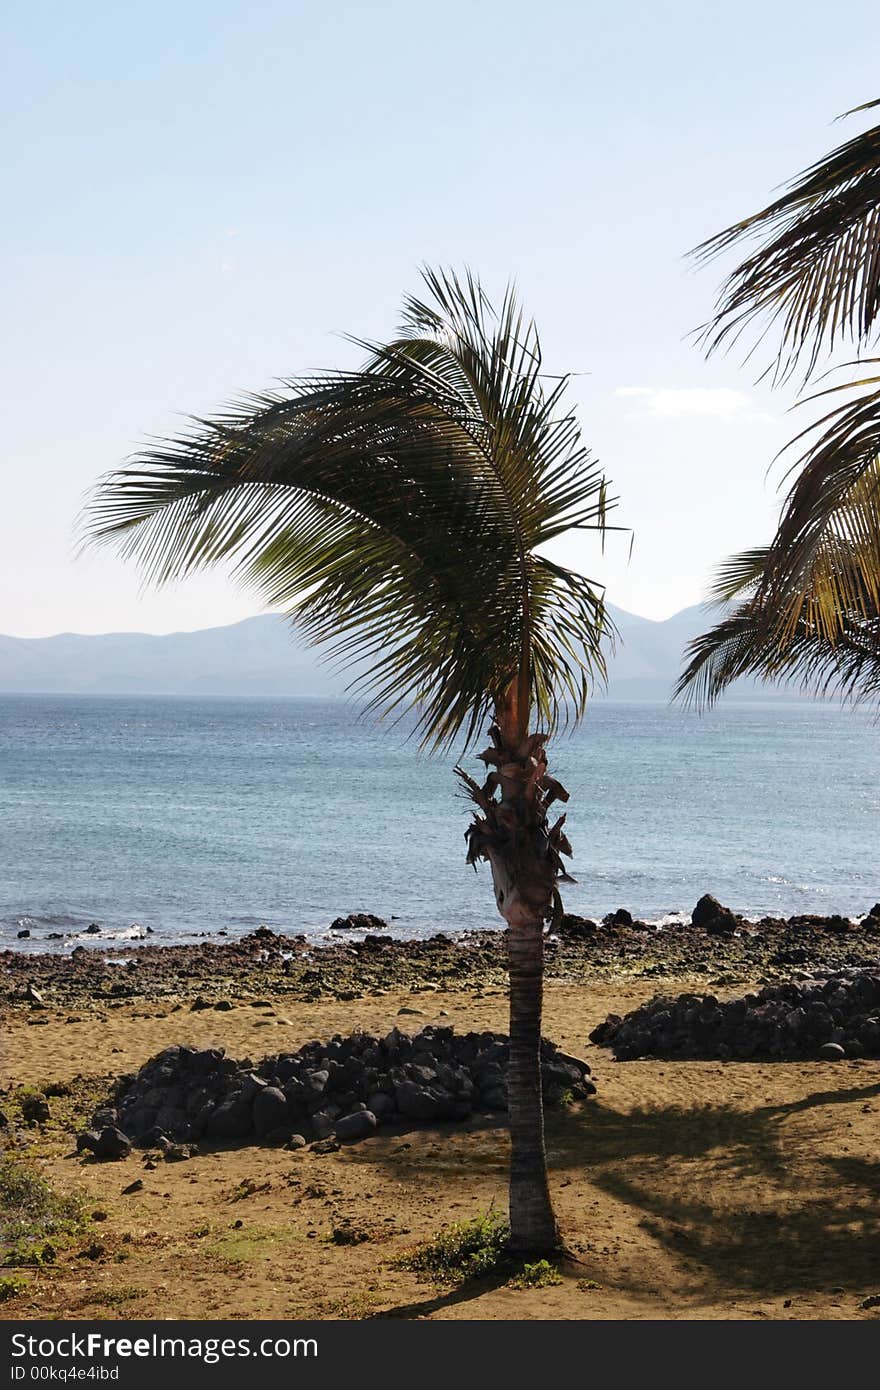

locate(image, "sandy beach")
(3, 917), (880, 1321)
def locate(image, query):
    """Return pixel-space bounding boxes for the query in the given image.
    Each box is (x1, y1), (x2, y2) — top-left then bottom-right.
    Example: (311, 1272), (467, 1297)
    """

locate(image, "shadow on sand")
(365, 1079), (880, 1315)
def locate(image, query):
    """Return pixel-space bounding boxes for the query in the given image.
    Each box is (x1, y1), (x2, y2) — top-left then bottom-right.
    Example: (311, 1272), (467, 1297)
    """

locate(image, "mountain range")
(0, 604), (785, 702)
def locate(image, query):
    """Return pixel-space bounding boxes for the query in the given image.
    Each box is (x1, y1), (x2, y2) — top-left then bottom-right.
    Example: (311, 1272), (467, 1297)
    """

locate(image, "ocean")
(1, 694), (877, 954)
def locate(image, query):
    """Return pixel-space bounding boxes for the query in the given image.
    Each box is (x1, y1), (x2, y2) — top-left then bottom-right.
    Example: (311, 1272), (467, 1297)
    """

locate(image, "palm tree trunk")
(507, 919), (557, 1253)
(457, 713), (573, 1256)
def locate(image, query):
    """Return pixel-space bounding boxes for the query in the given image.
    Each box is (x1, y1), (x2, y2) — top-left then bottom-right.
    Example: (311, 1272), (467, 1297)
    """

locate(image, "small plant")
(0, 1157), (85, 1266)
(509, 1259), (563, 1289)
(76, 1285), (145, 1310)
(0, 1275), (28, 1303)
(229, 1177), (270, 1202)
(321, 1291), (378, 1319)
(17, 1089), (51, 1126)
(392, 1210), (510, 1286)
(577, 1277), (602, 1291)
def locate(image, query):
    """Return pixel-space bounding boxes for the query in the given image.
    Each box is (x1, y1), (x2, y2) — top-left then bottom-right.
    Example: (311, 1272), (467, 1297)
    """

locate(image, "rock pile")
(329, 913), (389, 932)
(76, 1027), (595, 1158)
(590, 971), (880, 1061)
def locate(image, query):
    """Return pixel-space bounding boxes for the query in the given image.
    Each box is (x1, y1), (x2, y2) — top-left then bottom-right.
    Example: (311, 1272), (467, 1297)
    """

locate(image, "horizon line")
(0, 598), (709, 644)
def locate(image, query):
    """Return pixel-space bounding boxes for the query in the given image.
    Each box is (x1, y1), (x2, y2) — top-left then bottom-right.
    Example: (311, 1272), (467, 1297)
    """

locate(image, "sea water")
(1, 694), (877, 953)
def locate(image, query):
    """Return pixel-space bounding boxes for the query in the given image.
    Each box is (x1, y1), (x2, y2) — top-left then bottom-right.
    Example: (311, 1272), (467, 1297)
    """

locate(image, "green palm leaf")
(694, 99), (880, 382)
(82, 268), (616, 750)
(759, 368), (880, 633)
(676, 460), (880, 707)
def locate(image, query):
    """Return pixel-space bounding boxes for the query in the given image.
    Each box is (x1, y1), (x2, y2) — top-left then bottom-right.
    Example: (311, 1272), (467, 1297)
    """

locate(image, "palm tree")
(82, 268), (616, 1255)
(679, 100), (880, 703)
(675, 461), (880, 705)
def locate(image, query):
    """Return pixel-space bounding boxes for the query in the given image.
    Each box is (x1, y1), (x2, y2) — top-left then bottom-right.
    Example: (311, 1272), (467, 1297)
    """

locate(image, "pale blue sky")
(2, 1), (878, 635)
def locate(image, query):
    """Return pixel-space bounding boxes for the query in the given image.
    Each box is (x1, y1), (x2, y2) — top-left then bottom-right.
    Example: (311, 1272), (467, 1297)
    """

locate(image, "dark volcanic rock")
(394, 1079), (458, 1121)
(558, 914), (598, 938)
(21, 1092), (51, 1124)
(206, 1095), (253, 1139)
(252, 1086), (288, 1138)
(335, 1109), (378, 1141)
(692, 894), (740, 935)
(85, 1027), (594, 1150)
(9, 899), (880, 1023)
(330, 913), (389, 933)
(692, 894), (725, 928)
(79, 1126), (132, 1160)
(823, 915), (852, 934)
(603, 908), (633, 928)
(591, 970), (880, 1062)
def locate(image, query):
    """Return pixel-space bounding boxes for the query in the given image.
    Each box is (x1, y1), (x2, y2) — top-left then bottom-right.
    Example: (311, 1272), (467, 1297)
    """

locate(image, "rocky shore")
(4, 896), (880, 1016)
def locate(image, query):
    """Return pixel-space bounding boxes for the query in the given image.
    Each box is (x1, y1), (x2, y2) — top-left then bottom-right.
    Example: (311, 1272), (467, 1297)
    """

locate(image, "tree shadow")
(372, 1270), (513, 1319)
(545, 1080), (880, 1177)
(820, 1154), (880, 1193)
(365, 1080), (880, 1302)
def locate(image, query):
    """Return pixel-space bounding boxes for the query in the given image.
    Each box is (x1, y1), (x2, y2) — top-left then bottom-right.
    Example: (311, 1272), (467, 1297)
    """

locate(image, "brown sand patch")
(3, 980), (879, 1321)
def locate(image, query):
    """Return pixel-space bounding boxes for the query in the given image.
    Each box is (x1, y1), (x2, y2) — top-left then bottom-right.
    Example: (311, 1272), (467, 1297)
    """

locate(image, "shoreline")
(4, 907), (880, 1014)
(6, 899), (880, 956)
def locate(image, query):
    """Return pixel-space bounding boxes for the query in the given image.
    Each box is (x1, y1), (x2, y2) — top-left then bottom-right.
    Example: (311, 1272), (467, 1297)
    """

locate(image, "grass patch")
(392, 1210), (510, 1286)
(73, 1286), (145, 1310)
(509, 1259), (563, 1289)
(0, 1274), (29, 1303)
(205, 1225), (297, 1265)
(0, 1156), (85, 1266)
(9, 1076), (112, 1141)
(321, 1291), (379, 1318)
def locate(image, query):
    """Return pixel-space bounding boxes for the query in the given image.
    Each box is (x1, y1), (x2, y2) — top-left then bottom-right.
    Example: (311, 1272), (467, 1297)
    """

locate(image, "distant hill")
(0, 604), (788, 702)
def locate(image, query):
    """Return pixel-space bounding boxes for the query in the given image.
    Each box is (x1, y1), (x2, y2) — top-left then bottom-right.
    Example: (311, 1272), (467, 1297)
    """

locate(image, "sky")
(2, 0), (878, 636)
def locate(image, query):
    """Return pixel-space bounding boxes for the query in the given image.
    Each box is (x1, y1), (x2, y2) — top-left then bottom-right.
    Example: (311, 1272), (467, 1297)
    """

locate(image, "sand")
(3, 971), (879, 1322)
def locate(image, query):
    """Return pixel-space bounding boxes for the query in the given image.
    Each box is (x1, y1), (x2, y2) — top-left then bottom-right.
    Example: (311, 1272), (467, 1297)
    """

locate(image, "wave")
(3, 913), (86, 930)
(67, 923), (151, 942)
(762, 875), (825, 895)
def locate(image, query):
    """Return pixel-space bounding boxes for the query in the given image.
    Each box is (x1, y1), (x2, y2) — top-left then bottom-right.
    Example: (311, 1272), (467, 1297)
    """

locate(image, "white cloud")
(614, 385), (772, 422)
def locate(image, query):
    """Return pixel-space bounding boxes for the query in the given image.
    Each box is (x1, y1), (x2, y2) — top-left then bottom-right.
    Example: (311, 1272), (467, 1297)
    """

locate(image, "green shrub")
(393, 1210), (510, 1285)
(509, 1259), (563, 1289)
(0, 1275), (28, 1303)
(0, 1156), (84, 1265)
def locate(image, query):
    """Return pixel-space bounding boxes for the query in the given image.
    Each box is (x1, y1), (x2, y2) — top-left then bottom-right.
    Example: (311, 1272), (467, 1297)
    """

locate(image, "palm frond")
(694, 101), (880, 381)
(82, 268), (616, 750)
(677, 478), (880, 709)
(755, 370), (880, 638)
(676, 586), (880, 709)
